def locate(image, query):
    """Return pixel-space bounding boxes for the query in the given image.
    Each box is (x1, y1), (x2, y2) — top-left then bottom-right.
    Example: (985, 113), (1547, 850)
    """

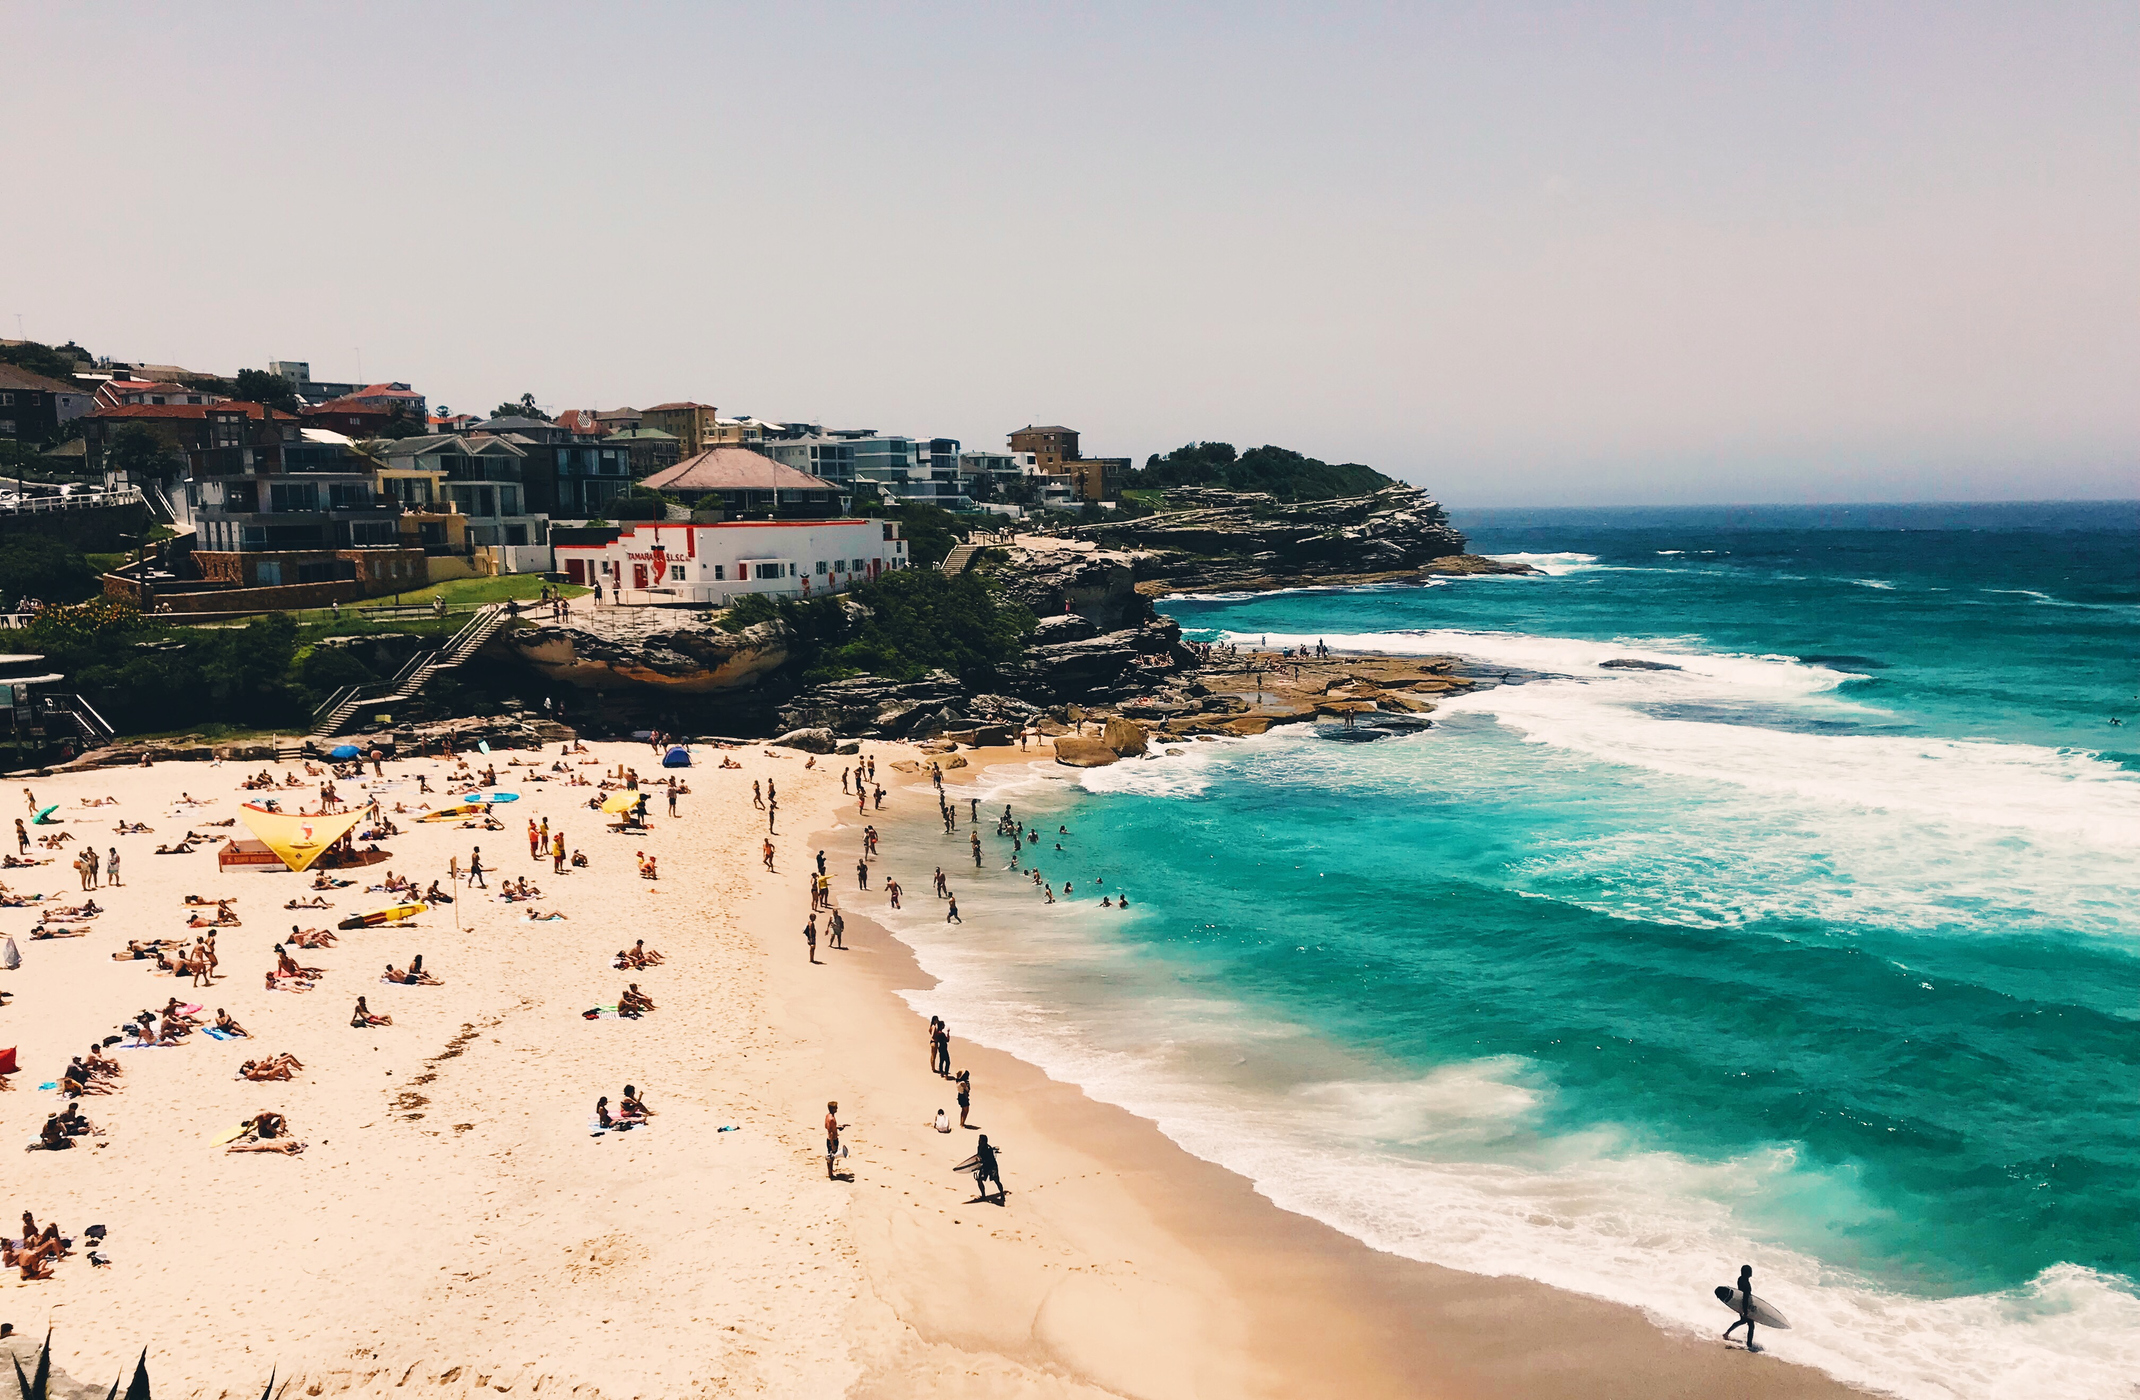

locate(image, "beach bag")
(1, 935), (18, 970)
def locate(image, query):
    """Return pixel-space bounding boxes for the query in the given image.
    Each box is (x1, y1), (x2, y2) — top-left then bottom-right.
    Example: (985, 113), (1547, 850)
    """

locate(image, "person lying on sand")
(113, 820), (152, 834)
(228, 1112), (305, 1154)
(237, 1054), (303, 1081)
(31, 926), (86, 940)
(153, 841), (195, 855)
(523, 908), (567, 921)
(311, 871), (353, 889)
(288, 928), (337, 949)
(382, 963), (442, 986)
(285, 895), (330, 909)
(350, 996), (392, 1027)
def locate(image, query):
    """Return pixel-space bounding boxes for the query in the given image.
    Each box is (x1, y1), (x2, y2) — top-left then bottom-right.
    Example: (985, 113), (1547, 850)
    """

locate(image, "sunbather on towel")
(350, 996), (392, 1028)
(227, 1111), (305, 1153)
(237, 1054), (302, 1081)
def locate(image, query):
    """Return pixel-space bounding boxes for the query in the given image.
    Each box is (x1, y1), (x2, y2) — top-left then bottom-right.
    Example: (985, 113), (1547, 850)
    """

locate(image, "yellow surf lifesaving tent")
(600, 790), (644, 815)
(238, 805), (367, 872)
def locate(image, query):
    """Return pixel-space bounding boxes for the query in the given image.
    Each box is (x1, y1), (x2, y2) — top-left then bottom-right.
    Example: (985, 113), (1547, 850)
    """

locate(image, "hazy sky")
(4, 3), (2134, 505)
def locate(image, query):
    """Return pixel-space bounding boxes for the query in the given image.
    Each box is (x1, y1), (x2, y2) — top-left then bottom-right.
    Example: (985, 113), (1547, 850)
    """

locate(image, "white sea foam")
(1216, 626), (2140, 852)
(878, 880), (2140, 1400)
(878, 623), (2140, 1397)
(1487, 551), (1602, 576)
(1852, 578), (1897, 589)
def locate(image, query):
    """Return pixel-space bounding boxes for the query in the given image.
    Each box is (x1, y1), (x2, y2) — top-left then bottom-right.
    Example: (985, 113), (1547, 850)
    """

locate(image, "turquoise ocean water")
(864, 501), (2140, 1400)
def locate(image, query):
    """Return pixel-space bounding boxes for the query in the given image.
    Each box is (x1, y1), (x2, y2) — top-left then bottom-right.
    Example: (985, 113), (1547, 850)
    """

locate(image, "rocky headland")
(456, 485), (1544, 763)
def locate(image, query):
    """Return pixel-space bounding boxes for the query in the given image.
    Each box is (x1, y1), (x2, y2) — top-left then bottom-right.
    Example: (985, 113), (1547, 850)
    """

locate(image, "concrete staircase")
(306, 603), (510, 742)
(938, 541), (983, 574)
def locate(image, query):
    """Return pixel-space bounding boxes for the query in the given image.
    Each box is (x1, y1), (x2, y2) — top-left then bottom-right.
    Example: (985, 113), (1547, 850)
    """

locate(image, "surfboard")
(417, 805), (482, 823)
(952, 1153), (986, 1173)
(1715, 1286), (1791, 1330)
(212, 1121), (252, 1145)
(457, 791), (519, 804)
(336, 902), (427, 930)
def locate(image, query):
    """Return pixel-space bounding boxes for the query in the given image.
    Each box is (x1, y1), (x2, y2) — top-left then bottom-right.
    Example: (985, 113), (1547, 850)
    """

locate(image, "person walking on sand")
(824, 1101), (846, 1179)
(969, 1133), (1005, 1204)
(107, 846), (121, 887)
(828, 908), (845, 950)
(468, 846), (486, 888)
(763, 838), (776, 871)
(1723, 1264), (1761, 1352)
(956, 1069), (973, 1127)
(15, 818), (27, 855)
(946, 893), (962, 924)
(886, 878), (901, 910)
(856, 857), (869, 891)
(753, 779), (765, 810)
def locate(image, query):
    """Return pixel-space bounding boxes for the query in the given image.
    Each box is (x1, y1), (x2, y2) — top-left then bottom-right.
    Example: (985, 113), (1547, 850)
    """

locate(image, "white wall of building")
(555, 519), (910, 604)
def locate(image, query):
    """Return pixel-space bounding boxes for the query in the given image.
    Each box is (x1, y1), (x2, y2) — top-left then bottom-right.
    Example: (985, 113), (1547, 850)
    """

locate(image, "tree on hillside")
(232, 368), (302, 413)
(1124, 441), (1394, 502)
(0, 537), (99, 606)
(492, 393), (551, 422)
(106, 423), (177, 479)
(0, 340), (89, 382)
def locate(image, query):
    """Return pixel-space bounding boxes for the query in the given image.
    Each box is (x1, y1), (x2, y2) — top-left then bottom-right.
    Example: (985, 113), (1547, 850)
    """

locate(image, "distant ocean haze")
(870, 502), (2140, 1400)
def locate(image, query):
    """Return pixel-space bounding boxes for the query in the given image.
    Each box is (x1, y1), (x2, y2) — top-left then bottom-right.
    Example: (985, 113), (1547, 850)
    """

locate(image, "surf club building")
(552, 518), (911, 605)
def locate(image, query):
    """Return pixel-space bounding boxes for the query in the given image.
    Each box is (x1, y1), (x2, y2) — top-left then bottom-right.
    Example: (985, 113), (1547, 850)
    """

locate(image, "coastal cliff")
(452, 485), (1533, 743)
(1061, 485), (1533, 593)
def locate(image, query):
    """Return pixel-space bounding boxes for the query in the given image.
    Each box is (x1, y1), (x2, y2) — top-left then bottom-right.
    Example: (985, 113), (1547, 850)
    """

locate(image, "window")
(255, 561), (283, 586)
(0, 393), (12, 405)
(815, 560), (827, 575)
(713, 565), (725, 580)
(853, 559), (865, 572)
(328, 482), (370, 509)
(270, 483), (319, 512)
(670, 564), (685, 581)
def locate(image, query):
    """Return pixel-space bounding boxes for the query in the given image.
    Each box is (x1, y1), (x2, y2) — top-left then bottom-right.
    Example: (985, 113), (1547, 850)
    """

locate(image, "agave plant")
(9, 1333), (276, 1400)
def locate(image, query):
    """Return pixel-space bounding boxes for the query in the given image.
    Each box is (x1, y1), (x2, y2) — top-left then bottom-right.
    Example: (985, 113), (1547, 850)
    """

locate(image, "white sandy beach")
(0, 740), (1866, 1399)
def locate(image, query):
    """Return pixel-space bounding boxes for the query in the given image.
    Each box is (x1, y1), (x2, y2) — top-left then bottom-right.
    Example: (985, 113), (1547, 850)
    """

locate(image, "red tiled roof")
(553, 409), (609, 435)
(350, 383), (422, 400)
(641, 447), (835, 494)
(305, 397), (394, 416)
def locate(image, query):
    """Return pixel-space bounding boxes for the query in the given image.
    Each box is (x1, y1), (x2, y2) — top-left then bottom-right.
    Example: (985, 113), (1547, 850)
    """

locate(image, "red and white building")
(553, 518), (911, 603)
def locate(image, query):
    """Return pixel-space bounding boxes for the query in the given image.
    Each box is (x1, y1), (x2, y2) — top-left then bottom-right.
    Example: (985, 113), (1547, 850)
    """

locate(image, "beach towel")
(0, 1046), (15, 1076)
(202, 1027), (237, 1041)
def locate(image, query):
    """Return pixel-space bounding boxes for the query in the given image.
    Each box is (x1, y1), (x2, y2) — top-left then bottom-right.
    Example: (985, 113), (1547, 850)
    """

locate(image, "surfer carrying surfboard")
(1723, 1264), (1761, 1352)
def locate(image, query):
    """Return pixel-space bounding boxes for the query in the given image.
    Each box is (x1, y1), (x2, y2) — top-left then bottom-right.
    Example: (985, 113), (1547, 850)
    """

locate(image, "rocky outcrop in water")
(1064, 485), (1471, 580)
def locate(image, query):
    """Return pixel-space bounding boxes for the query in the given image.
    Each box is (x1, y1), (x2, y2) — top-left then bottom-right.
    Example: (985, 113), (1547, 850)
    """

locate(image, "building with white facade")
(553, 518), (911, 604)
